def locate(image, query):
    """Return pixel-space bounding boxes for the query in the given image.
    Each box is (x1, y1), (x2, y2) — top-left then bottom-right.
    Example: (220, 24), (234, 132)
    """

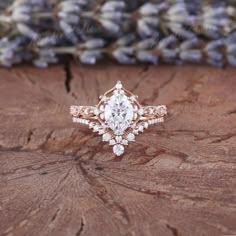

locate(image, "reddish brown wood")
(0, 64), (236, 236)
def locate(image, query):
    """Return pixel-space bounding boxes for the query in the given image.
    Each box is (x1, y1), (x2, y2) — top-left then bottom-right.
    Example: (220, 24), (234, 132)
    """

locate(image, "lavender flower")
(2, 0), (47, 39)
(226, 32), (236, 66)
(0, 37), (24, 66)
(201, 4), (234, 38)
(57, 0), (87, 43)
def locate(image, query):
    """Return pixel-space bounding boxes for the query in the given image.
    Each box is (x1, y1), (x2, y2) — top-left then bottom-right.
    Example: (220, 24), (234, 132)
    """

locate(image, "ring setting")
(70, 81), (167, 156)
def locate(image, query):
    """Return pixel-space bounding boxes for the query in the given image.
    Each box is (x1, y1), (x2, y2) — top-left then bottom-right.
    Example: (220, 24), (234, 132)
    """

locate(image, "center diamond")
(104, 93), (134, 135)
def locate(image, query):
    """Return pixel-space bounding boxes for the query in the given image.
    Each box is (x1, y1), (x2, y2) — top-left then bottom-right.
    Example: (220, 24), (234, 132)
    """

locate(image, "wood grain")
(0, 64), (236, 236)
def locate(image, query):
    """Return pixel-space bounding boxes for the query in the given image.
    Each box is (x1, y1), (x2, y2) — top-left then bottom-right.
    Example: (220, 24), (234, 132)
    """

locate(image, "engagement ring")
(70, 81), (167, 156)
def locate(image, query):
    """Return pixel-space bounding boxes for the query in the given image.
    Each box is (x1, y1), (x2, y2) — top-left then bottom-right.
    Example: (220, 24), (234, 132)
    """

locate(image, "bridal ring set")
(70, 81), (167, 156)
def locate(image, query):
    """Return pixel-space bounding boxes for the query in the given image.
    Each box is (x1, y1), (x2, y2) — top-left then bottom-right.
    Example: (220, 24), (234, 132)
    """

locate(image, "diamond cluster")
(71, 81), (167, 156)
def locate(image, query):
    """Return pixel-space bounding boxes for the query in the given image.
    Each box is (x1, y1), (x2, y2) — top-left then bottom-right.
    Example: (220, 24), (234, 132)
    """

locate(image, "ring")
(70, 81), (167, 156)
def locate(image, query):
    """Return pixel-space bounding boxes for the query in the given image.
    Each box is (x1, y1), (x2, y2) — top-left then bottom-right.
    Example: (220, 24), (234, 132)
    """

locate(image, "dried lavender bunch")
(1, 32), (235, 67)
(36, 33), (236, 67)
(0, 37), (26, 67)
(0, 0), (236, 67)
(1, 0), (235, 40)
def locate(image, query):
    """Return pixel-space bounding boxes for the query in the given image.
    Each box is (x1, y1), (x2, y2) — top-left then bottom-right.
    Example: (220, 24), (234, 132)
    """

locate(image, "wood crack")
(49, 208), (61, 224)
(210, 133), (236, 144)
(40, 129), (55, 149)
(64, 61), (73, 93)
(166, 223), (180, 236)
(226, 108), (236, 115)
(76, 217), (85, 236)
(142, 70), (176, 105)
(26, 129), (34, 145)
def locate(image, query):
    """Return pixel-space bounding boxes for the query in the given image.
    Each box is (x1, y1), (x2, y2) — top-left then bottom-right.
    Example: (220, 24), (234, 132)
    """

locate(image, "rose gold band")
(70, 105), (167, 121)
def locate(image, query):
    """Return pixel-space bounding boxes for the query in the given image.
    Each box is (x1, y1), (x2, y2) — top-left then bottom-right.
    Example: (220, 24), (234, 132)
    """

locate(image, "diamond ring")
(70, 81), (167, 156)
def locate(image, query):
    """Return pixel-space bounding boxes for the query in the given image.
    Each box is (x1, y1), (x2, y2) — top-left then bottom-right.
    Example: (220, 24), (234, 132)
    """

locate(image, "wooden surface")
(0, 63), (236, 236)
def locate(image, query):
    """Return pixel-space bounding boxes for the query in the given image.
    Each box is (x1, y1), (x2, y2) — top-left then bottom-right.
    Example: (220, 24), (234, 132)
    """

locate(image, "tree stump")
(0, 64), (236, 236)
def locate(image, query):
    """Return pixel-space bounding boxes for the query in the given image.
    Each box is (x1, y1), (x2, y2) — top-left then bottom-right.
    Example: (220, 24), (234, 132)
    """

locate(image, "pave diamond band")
(70, 81), (167, 156)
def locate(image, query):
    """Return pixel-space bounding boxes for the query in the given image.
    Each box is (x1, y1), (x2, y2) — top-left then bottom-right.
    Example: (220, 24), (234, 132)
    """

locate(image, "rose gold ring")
(70, 81), (167, 156)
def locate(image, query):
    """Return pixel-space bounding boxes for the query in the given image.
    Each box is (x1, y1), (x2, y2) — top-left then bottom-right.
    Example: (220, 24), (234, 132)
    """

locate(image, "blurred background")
(0, 0), (236, 68)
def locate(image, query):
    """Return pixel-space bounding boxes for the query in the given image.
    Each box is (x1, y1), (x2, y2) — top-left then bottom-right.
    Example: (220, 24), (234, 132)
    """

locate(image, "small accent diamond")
(143, 122), (149, 129)
(121, 139), (128, 145)
(115, 136), (122, 143)
(113, 144), (124, 156)
(98, 129), (105, 135)
(133, 129), (139, 135)
(115, 81), (122, 89)
(138, 126), (144, 132)
(138, 108), (144, 116)
(109, 139), (116, 145)
(94, 108), (100, 116)
(89, 123), (95, 129)
(103, 133), (112, 142)
(127, 133), (135, 141)
(93, 125), (99, 132)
